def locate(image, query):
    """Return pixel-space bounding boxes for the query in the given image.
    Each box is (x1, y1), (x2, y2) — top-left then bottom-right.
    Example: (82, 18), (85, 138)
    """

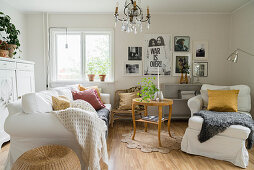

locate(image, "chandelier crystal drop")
(114, 0), (151, 34)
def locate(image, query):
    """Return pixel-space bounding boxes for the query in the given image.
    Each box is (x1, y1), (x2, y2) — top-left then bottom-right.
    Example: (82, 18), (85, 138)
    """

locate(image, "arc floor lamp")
(227, 48), (254, 63)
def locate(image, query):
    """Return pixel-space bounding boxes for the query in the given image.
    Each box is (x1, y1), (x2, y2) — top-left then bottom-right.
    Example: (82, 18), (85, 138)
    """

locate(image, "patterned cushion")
(52, 96), (71, 111)
(72, 89), (105, 110)
(119, 92), (138, 110)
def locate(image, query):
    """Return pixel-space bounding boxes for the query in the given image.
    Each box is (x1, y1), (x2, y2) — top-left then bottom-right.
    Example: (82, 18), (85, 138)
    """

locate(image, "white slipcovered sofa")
(181, 84), (252, 168)
(4, 84), (111, 170)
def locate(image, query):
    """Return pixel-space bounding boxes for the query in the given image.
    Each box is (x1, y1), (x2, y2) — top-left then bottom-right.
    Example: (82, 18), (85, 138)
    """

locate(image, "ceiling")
(3, 0), (251, 13)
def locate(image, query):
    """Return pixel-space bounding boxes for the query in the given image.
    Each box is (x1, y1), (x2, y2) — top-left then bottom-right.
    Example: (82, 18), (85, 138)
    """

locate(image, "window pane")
(56, 34), (82, 80)
(85, 34), (111, 79)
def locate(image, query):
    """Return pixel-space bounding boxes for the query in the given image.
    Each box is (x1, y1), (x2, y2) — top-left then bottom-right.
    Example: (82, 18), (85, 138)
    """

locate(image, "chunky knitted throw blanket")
(194, 110), (254, 149)
(53, 100), (108, 170)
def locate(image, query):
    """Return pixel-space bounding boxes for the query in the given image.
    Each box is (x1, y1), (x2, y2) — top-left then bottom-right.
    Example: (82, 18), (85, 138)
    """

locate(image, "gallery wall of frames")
(123, 34), (209, 80)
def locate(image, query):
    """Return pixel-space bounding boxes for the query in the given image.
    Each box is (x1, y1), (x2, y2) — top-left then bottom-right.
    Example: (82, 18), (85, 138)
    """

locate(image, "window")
(50, 29), (114, 83)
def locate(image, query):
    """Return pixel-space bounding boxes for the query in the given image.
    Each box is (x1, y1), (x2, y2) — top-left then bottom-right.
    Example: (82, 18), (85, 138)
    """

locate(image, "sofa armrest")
(188, 95), (203, 116)
(7, 100), (22, 117)
(101, 93), (110, 104)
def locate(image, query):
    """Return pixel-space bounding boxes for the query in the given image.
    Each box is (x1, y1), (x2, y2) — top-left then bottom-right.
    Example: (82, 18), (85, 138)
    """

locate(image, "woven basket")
(12, 145), (81, 170)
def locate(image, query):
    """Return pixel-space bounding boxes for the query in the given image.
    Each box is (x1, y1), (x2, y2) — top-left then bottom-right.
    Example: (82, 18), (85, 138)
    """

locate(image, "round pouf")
(12, 145), (81, 170)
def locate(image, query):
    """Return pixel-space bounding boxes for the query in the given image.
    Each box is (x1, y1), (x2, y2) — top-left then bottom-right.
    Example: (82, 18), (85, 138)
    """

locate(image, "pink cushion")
(72, 89), (105, 110)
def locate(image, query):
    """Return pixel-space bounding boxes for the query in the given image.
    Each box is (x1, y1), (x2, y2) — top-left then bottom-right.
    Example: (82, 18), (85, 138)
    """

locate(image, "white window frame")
(49, 28), (114, 86)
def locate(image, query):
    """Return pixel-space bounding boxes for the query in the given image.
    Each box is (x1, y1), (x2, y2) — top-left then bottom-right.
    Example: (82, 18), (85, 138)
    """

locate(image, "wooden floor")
(1, 120), (254, 170)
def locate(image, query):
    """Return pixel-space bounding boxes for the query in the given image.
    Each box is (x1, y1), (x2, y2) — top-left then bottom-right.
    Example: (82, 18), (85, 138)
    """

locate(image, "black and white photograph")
(193, 41), (208, 60)
(124, 61), (142, 76)
(174, 36), (190, 52)
(128, 47), (142, 60)
(144, 34), (172, 75)
(173, 53), (192, 76)
(193, 62), (208, 77)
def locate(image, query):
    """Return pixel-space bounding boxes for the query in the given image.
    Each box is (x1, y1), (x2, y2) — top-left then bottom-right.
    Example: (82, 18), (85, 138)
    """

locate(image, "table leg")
(132, 103), (136, 140)
(158, 106), (162, 147)
(168, 105), (172, 137)
(144, 105), (148, 132)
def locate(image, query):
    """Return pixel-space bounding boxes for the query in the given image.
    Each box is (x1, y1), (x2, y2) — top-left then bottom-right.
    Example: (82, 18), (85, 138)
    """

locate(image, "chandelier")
(114, 0), (151, 34)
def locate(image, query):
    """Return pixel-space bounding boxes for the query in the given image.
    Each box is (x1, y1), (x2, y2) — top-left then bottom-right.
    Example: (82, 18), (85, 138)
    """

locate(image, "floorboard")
(1, 120), (254, 170)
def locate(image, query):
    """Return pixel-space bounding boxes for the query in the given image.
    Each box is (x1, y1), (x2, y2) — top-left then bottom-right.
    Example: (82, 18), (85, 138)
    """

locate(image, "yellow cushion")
(78, 84), (102, 101)
(207, 90), (239, 112)
(119, 92), (138, 110)
(52, 96), (71, 111)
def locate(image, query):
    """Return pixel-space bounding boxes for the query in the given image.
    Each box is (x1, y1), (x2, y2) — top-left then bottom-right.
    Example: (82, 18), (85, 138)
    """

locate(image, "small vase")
(185, 73), (188, 84)
(180, 72), (185, 84)
(154, 91), (164, 101)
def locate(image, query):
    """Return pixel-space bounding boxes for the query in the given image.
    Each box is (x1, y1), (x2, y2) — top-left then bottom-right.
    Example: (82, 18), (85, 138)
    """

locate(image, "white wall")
(0, 0), (26, 58)
(25, 13), (231, 104)
(230, 1), (254, 116)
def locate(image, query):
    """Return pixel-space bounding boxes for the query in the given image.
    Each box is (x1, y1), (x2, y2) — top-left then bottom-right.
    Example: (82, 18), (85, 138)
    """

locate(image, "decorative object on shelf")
(193, 41), (208, 60)
(144, 34), (172, 76)
(128, 47), (142, 60)
(114, 0), (151, 34)
(173, 53), (192, 78)
(227, 48), (254, 63)
(0, 40), (9, 57)
(137, 77), (158, 102)
(154, 66), (164, 101)
(124, 61), (142, 76)
(174, 36), (190, 52)
(0, 11), (21, 58)
(193, 62), (208, 82)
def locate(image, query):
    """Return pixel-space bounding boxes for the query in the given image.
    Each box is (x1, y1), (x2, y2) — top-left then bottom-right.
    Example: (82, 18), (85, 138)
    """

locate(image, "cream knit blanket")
(53, 100), (108, 170)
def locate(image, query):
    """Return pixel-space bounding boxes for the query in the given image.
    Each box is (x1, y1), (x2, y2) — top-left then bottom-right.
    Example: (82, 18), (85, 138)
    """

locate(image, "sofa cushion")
(201, 84), (251, 113)
(22, 90), (58, 114)
(72, 89), (105, 110)
(53, 87), (73, 100)
(52, 96), (71, 111)
(188, 116), (251, 140)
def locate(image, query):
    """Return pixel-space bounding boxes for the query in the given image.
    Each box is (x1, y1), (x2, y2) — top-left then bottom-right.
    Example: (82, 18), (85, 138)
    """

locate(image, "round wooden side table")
(131, 98), (173, 147)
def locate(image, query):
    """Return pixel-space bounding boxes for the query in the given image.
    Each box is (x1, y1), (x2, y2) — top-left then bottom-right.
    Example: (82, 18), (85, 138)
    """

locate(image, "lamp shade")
(227, 50), (238, 63)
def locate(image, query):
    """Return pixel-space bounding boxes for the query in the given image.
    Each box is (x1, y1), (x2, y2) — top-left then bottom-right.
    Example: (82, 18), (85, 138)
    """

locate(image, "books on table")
(142, 116), (165, 122)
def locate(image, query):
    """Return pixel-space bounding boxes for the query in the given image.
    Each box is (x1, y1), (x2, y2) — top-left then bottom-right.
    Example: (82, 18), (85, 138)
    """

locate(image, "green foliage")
(137, 77), (158, 102)
(0, 11), (21, 54)
(87, 57), (110, 75)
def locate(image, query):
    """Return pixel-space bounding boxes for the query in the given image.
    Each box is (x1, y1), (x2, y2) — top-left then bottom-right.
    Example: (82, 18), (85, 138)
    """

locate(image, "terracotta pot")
(7, 44), (17, 58)
(88, 74), (95, 81)
(99, 75), (106, 82)
(0, 50), (9, 58)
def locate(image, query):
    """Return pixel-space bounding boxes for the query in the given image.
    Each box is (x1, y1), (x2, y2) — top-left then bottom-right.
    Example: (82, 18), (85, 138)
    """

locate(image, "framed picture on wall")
(128, 47), (142, 60)
(123, 61), (142, 76)
(193, 41), (208, 60)
(144, 34), (172, 76)
(173, 53), (192, 76)
(174, 36), (190, 52)
(193, 62), (208, 77)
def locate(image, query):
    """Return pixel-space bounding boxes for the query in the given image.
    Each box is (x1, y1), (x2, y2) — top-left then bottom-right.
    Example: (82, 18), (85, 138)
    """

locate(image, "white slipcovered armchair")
(181, 84), (252, 168)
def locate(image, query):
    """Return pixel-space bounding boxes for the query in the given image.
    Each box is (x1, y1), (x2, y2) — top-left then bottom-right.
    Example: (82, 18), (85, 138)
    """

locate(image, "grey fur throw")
(193, 110), (254, 149)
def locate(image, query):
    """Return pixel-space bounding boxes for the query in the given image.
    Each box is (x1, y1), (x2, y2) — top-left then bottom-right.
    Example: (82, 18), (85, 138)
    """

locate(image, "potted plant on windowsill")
(0, 11), (21, 58)
(97, 59), (110, 82)
(0, 40), (9, 58)
(87, 61), (96, 81)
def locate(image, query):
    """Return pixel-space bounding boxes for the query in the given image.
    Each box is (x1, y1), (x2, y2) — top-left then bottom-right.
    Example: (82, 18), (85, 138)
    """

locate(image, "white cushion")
(201, 84), (251, 112)
(22, 90), (58, 114)
(53, 87), (73, 100)
(188, 116), (251, 140)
